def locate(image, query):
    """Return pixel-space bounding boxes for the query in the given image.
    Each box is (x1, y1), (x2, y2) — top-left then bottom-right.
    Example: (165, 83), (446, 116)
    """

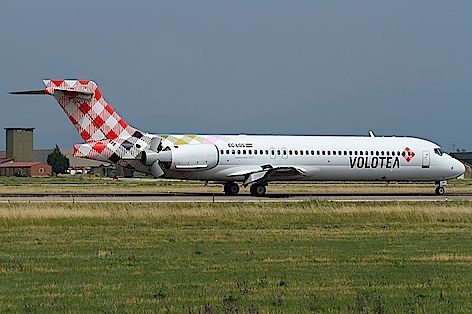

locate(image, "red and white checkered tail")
(42, 80), (138, 142)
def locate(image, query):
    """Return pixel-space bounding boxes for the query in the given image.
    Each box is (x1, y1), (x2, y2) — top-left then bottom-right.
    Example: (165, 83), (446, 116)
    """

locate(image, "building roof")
(0, 162), (45, 168)
(0, 158), (13, 164)
(4, 128), (35, 131)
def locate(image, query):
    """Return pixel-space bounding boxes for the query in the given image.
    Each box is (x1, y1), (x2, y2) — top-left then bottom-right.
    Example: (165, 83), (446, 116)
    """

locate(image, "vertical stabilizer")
(42, 79), (138, 142)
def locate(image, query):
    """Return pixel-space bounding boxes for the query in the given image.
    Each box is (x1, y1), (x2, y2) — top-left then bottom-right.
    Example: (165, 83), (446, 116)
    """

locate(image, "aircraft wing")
(229, 165), (306, 187)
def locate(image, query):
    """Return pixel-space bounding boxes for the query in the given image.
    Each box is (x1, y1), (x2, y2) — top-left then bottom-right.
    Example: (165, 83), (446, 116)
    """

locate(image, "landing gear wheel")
(250, 184), (267, 197)
(224, 182), (240, 196)
(435, 186), (445, 196)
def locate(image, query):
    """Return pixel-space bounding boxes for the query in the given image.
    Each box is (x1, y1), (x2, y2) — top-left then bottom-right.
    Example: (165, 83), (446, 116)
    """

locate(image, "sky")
(0, 1), (471, 152)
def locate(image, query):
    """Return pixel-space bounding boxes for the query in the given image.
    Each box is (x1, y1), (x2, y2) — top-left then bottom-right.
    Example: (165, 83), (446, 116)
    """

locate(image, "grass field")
(1, 201), (472, 312)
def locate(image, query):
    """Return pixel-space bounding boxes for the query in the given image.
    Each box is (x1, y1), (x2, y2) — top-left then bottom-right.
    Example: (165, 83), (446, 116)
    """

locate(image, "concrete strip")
(0, 192), (471, 203)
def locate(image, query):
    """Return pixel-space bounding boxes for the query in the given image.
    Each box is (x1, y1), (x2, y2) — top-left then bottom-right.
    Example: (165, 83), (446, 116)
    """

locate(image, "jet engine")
(140, 137), (218, 178)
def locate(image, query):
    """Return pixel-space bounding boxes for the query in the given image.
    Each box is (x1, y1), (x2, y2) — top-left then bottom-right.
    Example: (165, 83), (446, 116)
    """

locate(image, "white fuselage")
(128, 134), (464, 183)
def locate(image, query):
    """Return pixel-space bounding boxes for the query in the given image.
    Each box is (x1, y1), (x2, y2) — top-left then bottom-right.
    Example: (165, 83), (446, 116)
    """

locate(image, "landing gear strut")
(250, 183), (267, 197)
(224, 182), (240, 196)
(435, 181), (447, 195)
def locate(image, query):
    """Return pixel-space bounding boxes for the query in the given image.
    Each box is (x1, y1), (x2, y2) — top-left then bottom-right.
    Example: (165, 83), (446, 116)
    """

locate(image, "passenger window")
(344, 151), (347, 155)
(354, 151), (358, 155)
(220, 150), (224, 154)
(260, 150), (263, 155)
(338, 151), (342, 155)
(289, 150), (292, 155)
(295, 150), (298, 155)
(376, 151), (379, 156)
(392, 151), (395, 156)
(365, 151), (368, 155)
(317, 150), (320, 155)
(237, 150), (241, 154)
(283, 150), (287, 155)
(327, 151), (331, 155)
(371, 151), (374, 156)
(381, 151), (385, 156)
(248, 150), (252, 155)
(254, 150), (257, 155)
(311, 150), (314, 155)
(232, 150), (235, 154)
(402, 151), (406, 156)
(359, 151), (363, 156)
(243, 150), (246, 155)
(386, 151), (390, 156)
(349, 151), (352, 155)
(265, 150), (269, 155)
(277, 150), (281, 155)
(271, 150), (275, 155)
(333, 151), (336, 155)
(300, 150), (303, 155)
(322, 151), (326, 155)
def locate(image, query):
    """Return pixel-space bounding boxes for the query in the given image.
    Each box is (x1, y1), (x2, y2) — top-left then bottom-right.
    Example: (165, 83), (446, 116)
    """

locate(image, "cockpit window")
(434, 148), (443, 156)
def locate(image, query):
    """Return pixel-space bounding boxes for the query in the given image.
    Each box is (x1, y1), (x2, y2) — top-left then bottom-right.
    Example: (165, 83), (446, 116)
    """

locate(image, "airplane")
(10, 80), (465, 196)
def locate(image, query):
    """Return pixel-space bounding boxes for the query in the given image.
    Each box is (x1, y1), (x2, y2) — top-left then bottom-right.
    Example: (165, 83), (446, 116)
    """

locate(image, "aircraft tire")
(250, 183), (266, 197)
(224, 182), (240, 196)
(435, 186), (445, 195)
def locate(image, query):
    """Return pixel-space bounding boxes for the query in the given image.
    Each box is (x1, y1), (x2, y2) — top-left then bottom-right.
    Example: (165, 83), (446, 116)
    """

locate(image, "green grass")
(1, 201), (472, 312)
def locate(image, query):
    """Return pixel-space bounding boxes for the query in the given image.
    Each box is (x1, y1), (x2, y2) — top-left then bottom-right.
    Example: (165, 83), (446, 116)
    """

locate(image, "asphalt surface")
(1, 192), (472, 202)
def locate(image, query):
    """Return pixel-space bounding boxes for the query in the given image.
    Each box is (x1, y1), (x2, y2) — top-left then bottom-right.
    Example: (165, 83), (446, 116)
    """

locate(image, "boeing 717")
(11, 80), (465, 196)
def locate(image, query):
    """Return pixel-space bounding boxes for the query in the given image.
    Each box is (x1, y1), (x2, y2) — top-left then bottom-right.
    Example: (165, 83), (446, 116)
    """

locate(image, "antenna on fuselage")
(369, 130), (375, 137)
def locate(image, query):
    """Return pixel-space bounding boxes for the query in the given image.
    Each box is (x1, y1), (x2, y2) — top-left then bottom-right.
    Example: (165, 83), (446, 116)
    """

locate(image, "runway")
(1, 192), (472, 202)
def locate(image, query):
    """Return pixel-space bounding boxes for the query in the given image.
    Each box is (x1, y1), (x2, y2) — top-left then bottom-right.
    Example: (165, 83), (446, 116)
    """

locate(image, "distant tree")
(47, 145), (70, 175)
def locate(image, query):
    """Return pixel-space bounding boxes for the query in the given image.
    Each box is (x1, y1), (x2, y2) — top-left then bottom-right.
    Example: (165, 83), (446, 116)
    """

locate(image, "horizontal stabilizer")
(9, 90), (47, 95)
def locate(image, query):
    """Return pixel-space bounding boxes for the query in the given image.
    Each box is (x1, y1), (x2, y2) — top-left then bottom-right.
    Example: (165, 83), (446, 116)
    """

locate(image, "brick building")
(0, 162), (52, 177)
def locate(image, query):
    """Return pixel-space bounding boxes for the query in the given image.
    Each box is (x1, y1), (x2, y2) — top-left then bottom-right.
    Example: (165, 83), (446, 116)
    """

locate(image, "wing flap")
(234, 166), (306, 187)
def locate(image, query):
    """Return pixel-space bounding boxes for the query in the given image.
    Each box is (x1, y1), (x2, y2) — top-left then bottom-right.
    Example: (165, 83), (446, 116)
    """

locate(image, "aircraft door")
(422, 150), (430, 168)
(282, 147), (288, 159)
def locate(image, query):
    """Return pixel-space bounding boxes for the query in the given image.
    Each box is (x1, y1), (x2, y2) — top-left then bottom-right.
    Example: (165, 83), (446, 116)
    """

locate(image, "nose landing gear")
(435, 186), (445, 195)
(435, 180), (447, 195)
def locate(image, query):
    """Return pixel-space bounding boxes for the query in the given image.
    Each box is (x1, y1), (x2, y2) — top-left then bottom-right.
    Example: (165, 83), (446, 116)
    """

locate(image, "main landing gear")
(435, 181), (447, 195)
(223, 182), (268, 197)
(224, 182), (240, 196)
(250, 183), (267, 197)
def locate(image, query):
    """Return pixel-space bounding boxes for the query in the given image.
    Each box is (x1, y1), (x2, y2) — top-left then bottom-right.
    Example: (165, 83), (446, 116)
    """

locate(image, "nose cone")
(451, 158), (466, 178)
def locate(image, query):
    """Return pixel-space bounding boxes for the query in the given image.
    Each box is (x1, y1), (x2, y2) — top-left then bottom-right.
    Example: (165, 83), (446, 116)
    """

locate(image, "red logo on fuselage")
(403, 147), (415, 162)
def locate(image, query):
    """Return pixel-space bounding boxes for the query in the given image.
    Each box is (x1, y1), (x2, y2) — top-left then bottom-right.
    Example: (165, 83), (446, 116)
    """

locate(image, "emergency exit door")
(422, 151), (430, 168)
